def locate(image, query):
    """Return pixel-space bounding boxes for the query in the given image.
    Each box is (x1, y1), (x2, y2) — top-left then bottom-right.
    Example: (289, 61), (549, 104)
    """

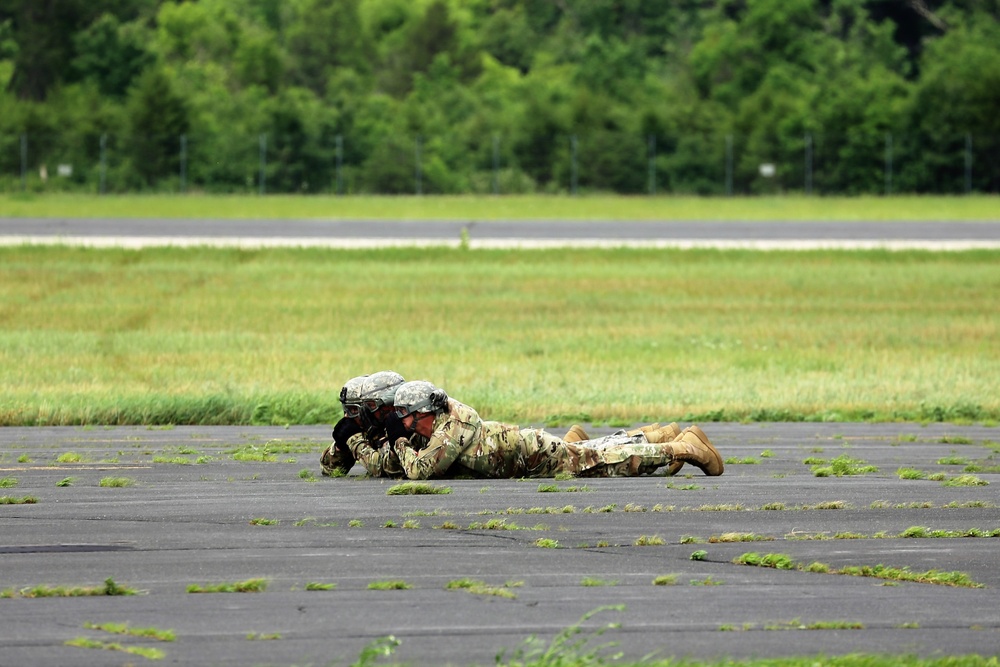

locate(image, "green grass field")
(1, 192), (998, 220)
(1, 245), (997, 426)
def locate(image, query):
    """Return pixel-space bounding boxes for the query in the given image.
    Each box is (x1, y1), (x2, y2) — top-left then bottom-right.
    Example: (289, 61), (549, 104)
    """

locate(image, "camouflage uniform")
(345, 433), (405, 478)
(392, 398), (675, 480)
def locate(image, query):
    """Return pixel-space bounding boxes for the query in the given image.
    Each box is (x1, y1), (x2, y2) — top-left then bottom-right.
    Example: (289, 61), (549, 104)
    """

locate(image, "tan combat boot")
(626, 422), (660, 437)
(563, 424), (589, 443)
(642, 422), (680, 444)
(667, 425), (724, 476)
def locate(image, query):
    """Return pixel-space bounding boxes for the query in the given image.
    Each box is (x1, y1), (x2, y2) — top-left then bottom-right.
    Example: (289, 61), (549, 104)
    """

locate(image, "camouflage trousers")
(522, 430), (674, 477)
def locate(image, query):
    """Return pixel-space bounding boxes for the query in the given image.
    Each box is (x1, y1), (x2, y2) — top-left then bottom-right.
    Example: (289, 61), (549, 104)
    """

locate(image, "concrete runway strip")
(2, 423), (999, 666)
(2, 218), (1000, 249)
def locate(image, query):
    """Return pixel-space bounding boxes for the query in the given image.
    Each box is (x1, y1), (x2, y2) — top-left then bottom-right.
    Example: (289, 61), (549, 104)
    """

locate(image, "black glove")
(365, 423), (387, 444)
(332, 417), (362, 447)
(384, 413), (410, 444)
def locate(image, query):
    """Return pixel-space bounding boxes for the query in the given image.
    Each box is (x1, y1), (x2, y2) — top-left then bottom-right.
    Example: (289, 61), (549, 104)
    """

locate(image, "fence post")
(20, 133), (27, 192)
(648, 134), (656, 195)
(725, 134), (733, 196)
(884, 133), (893, 195)
(180, 134), (187, 193)
(492, 134), (500, 195)
(100, 134), (107, 195)
(415, 135), (422, 195)
(570, 134), (578, 196)
(804, 132), (813, 195)
(259, 133), (267, 195)
(965, 133), (973, 194)
(336, 134), (343, 195)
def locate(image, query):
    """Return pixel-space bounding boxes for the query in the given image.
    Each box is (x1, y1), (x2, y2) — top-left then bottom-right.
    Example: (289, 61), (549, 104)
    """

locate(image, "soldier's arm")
(345, 432), (399, 477)
(393, 416), (475, 480)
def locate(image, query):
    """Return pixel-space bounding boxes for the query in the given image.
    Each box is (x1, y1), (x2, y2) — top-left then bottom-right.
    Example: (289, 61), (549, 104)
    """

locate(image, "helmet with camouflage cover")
(392, 380), (449, 417)
(359, 370), (406, 413)
(339, 375), (368, 419)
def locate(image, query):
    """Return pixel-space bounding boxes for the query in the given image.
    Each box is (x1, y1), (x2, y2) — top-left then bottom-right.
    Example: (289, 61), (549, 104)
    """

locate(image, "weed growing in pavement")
(445, 579), (518, 599)
(99, 477), (136, 487)
(580, 577), (618, 587)
(653, 575), (678, 586)
(694, 504), (744, 511)
(942, 474), (988, 487)
(0, 495), (37, 504)
(0, 476), (17, 488)
(17, 578), (137, 597)
(305, 582), (336, 591)
(386, 481), (451, 495)
(725, 457), (760, 465)
(897, 468), (927, 479)
(249, 517), (278, 525)
(709, 532), (774, 543)
(623, 503), (646, 512)
(735, 552), (984, 588)
(152, 456), (191, 464)
(760, 449), (775, 458)
(57, 452), (84, 463)
(246, 632), (282, 640)
(760, 502), (786, 510)
(634, 535), (665, 546)
(368, 580), (412, 590)
(402, 520), (420, 529)
(405, 509), (449, 517)
(807, 500), (849, 509)
(691, 576), (723, 586)
(496, 604), (625, 667)
(690, 550), (708, 561)
(16, 454), (30, 462)
(812, 454), (878, 477)
(944, 500), (996, 508)
(83, 621), (175, 642)
(65, 637), (165, 660)
(435, 521), (460, 529)
(349, 519), (363, 527)
(534, 538), (559, 548)
(937, 455), (971, 465)
(382, 520), (397, 528)
(764, 619), (864, 631)
(940, 436), (973, 445)
(187, 579), (268, 593)
(298, 468), (316, 481)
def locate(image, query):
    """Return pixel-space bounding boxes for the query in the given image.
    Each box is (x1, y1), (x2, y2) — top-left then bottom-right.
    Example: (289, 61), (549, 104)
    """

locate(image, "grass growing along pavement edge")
(2, 193), (998, 221)
(1, 246), (998, 426)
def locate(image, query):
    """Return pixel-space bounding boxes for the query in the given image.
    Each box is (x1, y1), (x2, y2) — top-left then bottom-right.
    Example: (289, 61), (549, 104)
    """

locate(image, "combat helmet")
(359, 370), (406, 413)
(339, 375), (368, 419)
(392, 380), (449, 418)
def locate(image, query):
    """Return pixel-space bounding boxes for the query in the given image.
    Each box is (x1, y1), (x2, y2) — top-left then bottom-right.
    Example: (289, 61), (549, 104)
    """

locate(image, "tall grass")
(1, 245), (997, 425)
(1, 192), (998, 221)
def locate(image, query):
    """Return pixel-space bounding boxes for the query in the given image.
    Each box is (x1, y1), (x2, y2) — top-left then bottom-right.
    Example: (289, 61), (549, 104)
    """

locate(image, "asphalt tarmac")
(2, 422), (999, 666)
(2, 218), (1000, 249)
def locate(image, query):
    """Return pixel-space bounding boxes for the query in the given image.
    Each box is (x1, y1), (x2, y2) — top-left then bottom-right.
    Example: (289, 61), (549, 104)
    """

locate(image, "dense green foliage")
(1, 0), (998, 195)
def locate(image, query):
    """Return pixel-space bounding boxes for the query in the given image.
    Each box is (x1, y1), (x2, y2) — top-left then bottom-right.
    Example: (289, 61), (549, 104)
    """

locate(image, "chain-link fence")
(2, 131), (996, 196)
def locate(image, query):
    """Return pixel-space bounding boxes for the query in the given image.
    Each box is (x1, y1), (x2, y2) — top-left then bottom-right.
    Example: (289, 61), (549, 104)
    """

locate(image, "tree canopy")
(1, 0), (997, 194)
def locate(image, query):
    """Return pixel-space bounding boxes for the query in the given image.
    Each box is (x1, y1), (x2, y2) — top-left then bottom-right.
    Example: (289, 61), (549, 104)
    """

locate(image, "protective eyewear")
(393, 405), (412, 419)
(343, 403), (362, 419)
(362, 398), (383, 412)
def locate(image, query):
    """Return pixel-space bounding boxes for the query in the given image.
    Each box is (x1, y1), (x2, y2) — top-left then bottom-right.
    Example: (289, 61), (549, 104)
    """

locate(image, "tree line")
(1, 0), (998, 195)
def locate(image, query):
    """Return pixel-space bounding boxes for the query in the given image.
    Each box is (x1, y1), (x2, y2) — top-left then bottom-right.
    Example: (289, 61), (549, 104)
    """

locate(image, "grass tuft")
(386, 482), (452, 495)
(186, 578), (267, 593)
